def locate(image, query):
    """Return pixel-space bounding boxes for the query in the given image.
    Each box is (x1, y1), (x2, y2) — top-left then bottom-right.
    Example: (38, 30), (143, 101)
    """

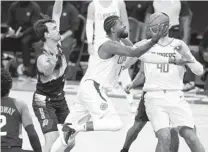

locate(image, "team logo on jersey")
(42, 119), (49, 127)
(100, 103), (108, 110)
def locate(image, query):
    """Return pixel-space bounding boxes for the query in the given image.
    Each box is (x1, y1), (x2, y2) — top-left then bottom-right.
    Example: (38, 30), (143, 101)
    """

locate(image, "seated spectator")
(46, 1), (79, 64)
(198, 26), (208, 94)
(2, 1), (41, 76)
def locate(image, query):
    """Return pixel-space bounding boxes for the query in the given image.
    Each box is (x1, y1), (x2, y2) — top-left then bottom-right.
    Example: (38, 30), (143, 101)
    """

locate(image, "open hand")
(150, 24), (168, 43)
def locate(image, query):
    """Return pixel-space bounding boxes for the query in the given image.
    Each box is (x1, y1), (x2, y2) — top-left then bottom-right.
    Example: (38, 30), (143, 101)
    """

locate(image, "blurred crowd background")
(1, 0), (208, 94)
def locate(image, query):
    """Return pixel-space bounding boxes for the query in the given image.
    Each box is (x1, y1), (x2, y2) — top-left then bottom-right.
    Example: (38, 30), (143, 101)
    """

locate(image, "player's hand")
(169, 55), (194, 65)
(124, 83), (133, 94)
(150, 24), (168, 43)
(174, 44), (194, 61)
(88, 43), (94, 55)
(45, 52), (58, 65)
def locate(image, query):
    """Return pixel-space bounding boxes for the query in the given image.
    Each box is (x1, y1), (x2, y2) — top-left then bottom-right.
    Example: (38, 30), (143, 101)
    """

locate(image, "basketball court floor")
(10, 78), (208, 152)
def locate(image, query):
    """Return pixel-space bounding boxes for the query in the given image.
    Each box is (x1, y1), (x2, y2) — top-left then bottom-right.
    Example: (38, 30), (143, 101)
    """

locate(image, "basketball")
(148, 12), (169, 33)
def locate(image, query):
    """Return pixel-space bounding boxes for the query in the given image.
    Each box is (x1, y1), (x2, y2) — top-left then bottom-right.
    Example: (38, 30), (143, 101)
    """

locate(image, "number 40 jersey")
(143, 39), (186, 91)
(1, 96), (22, 147)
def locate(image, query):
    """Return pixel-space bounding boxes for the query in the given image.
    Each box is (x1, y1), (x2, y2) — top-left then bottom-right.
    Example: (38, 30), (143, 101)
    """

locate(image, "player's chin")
(119, 31), (128, 39)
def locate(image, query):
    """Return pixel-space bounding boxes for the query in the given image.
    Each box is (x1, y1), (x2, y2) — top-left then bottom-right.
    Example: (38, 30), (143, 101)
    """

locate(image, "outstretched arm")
(52, 0), (63, 30)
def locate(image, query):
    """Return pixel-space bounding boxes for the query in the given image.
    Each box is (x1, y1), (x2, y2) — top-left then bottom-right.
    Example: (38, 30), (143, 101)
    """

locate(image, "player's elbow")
(193, 68), (204, 76)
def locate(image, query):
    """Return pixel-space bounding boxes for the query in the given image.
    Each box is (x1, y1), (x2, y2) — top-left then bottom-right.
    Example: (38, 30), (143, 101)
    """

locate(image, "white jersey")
(143, 39), (186, 91)
(81, 37), (126, 88)
(93, 0), (120, 43)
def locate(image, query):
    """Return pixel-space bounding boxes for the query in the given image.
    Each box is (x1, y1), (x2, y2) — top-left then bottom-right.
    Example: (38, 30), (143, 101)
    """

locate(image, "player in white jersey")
(86, 0), (135, 111)
(123, 12), (205, 152)
(50, 15), (186, 152)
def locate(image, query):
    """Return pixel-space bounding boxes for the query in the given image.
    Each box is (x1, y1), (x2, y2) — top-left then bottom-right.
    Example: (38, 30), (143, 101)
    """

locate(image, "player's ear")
(111, 27), (116, 33)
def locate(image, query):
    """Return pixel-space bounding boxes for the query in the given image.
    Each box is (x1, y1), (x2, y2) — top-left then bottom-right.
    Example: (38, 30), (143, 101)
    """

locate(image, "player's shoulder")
(170, 38), (187, 47)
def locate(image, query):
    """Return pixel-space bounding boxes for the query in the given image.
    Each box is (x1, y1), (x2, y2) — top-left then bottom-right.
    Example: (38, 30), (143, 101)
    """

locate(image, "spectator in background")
(144, 0), (194, 91)
(6, 1), (41, 76)
(198, 26), (208, 94)
(46, 1), (79, 64)
(125, 1), (150, 41)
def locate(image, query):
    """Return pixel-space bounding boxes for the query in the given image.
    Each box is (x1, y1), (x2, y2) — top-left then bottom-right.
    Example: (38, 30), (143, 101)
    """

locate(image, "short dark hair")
(33, 14), (55, 42)
(104, 15), (119, 35)
(1, 68), (12, 97)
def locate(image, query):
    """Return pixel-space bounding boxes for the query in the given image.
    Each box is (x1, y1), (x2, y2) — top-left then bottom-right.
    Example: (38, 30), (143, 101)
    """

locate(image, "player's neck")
(98, 0), (113, 8)
(109, 34), (121, 42)
(158, 35), (171, 45)
(44, 40), (59, 54)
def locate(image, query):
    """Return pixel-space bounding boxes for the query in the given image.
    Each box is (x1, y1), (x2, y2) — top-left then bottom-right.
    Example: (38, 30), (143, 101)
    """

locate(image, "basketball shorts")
(65, 80), (118, 125)
(144, 90), (195, 132)
(135, 92), (149, 122)
(32, 92), (70, 134)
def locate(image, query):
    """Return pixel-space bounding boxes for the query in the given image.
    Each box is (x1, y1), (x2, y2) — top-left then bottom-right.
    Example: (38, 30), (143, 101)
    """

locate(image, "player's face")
(45, 22), (61, 42)
(113, 19), (128, 38)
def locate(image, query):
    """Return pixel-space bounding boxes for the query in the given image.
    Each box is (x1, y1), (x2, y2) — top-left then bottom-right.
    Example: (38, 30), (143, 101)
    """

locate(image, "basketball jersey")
(153, 0), (181, 26)
(82, 37), (126, 88)
(93, 0), (120, 43)
(1, 97), (22, 147)
(143, 39), (186, 91)
(35, 44), (67, 98)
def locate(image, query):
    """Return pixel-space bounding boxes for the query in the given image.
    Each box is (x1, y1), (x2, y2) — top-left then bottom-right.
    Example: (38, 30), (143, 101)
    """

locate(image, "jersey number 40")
(157, 64), (169, 73)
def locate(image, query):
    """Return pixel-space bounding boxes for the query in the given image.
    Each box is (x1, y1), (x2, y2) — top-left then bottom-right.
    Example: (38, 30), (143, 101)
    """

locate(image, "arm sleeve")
(25, 125), (42, 152)
(186, 58), (204, 76)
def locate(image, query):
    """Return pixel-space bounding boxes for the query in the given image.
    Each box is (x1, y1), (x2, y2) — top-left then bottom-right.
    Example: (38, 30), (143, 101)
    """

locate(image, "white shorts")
(65, 80), (118, 125)
(144, 90), (195, 132)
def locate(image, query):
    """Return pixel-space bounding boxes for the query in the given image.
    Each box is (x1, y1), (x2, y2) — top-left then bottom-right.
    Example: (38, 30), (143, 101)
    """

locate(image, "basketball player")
(124, 12), (205, 152)
(86, 0), (135, 111)
(1, 68), (42, 152)
(121, 62), (180, 152)
(32, 0), (71, 152)
(50, 15), (192, 152)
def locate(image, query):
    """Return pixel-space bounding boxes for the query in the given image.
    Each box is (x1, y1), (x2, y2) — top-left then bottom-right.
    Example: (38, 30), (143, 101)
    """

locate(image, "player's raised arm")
(100, 24), (165, 58)
(16, 101), (42, 152)
(52, 0), (63, 30)
(86, 2), (95, 49)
